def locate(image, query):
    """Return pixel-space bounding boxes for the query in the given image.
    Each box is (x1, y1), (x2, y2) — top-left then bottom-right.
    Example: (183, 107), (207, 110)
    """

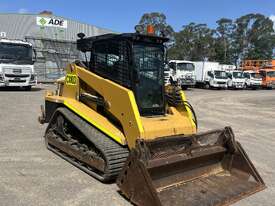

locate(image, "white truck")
(168, 60), (196, 89)
(194, 61), (228, 89)
(0, 39), (36, 90)
(243, 70), (262, 89)
(227, 70), (246, 89)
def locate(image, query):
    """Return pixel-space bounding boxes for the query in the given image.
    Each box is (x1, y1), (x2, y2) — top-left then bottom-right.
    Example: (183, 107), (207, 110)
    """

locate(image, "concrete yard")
(0, 85), (274, 206)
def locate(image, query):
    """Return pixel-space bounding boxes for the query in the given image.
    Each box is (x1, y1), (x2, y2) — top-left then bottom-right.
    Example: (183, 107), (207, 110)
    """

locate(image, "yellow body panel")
(46, 94), (126, 145)
(45, 63), (196, 149)
(141, 108), (195, 139)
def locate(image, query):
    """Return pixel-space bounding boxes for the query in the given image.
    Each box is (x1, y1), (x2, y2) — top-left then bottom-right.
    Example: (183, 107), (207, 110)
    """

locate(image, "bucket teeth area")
(117, 127), (265, 206)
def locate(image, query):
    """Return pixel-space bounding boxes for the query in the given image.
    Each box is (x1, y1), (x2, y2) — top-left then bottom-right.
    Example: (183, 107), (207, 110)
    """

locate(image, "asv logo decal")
(36, 17), (67, 28)
(0, 32), (6, 38)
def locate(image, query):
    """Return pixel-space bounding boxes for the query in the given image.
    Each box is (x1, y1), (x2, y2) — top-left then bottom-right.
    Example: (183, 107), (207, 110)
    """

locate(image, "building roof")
(0, 38), (32, 46)
(0, 13), (113, 42)
(0, 12), (114, 33)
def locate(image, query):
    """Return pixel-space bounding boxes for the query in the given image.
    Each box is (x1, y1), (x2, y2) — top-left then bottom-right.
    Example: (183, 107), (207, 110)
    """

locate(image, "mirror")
(77, 33), (86, 39)
(207, 71), (213, 77)
(32, 49), (37, 63)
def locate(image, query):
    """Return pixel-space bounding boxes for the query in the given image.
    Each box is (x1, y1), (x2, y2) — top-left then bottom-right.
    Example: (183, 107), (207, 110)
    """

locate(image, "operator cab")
(77, 33), (169, 116)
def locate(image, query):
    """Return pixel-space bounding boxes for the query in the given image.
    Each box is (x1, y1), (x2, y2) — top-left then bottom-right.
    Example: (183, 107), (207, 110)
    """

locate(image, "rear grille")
(9, 79), (26, 83)
(5, 74), (30, 78)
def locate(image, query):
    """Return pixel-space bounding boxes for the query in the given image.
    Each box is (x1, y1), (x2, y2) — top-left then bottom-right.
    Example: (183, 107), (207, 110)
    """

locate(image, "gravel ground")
(0, 85), (274, 206)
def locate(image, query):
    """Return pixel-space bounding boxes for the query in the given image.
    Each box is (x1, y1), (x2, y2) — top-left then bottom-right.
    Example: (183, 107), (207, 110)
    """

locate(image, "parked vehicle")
(0, 39), (36, 90)
(168, 60), (196, 89)
(243, 70), (262, 89)
(260, 69), (275, 89)
(164, 63), (172, 85)
(39, 32), (265, 206)
(241, 59), (275, 71)
(227, 70), (245, 89)
(194, 61), (228, 89)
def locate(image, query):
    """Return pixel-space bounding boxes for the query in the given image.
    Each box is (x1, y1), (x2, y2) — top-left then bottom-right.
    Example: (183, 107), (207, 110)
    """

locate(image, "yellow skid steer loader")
(39, 31), (265, 206)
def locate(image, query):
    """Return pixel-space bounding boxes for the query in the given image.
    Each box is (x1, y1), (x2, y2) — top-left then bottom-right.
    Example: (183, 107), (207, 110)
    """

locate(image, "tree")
(214, 18), (235, 64)
(138, 12), (174, 39)
(233, 13), (275, 63)
(168, 23), (215, 61)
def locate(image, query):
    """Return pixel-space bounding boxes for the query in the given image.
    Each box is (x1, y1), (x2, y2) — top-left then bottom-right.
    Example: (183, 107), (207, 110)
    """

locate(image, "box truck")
(194, 61), (228, 89)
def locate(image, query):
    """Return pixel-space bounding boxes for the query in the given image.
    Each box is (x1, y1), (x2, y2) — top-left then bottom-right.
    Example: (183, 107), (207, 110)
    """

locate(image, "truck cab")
(0, 39), (36, 90)
(243, 70), (262, 89)
(227, 70), (245, 89)
(260, 69), (275, 89)
(168, 60), (196, 89)
(205, 70), (228, 89)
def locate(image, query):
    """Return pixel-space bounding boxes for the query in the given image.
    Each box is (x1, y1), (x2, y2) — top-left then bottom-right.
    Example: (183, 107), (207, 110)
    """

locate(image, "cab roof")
(260, 68), (275, 72)
(77, 33), (169, 52)
(243, 70), (260, 73)
(86, 33), (169, 42)
(169, 60), (194, 64)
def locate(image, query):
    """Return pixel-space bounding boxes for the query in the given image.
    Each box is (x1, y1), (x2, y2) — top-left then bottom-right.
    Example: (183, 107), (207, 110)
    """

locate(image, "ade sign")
(36, 16), (67, 28)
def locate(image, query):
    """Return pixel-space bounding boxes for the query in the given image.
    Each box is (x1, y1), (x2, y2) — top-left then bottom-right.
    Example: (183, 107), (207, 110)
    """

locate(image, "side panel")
(76, 66), (144, 149)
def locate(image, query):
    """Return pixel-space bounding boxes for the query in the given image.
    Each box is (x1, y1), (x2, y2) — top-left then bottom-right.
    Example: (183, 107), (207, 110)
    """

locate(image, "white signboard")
(37, 16), (67, 28)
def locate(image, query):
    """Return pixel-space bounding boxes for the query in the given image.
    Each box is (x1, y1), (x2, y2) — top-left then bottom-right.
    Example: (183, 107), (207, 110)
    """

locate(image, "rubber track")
(45, 107), (129, 182)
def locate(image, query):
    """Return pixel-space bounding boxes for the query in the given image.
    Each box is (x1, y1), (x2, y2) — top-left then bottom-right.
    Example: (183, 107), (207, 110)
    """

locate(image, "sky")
(0, 0), (274, 32)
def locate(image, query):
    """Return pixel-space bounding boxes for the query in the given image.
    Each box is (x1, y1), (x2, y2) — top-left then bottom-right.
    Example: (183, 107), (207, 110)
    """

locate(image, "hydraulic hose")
(183, 100), (198, 130)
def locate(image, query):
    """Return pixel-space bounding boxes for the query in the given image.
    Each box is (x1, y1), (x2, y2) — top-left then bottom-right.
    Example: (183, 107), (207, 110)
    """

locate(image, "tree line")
(138, 12), (275, 65)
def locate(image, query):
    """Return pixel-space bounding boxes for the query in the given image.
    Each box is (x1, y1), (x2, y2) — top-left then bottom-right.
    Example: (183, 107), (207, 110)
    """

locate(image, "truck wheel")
(204, 83), (210, 89)
(24, 86), (32, 91)
(244, 84), (248, 89)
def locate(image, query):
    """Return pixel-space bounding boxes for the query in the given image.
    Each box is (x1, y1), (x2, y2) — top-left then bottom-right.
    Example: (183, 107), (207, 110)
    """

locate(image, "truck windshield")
(233, 72), (244, 78)
(133, 44), (164, 115)
(267, 71), (275, 77)
(251, 73), (262, 79)
(177, 63), (194, 71)
(214, 71), (227, 79)
(0, 43), (32, 64)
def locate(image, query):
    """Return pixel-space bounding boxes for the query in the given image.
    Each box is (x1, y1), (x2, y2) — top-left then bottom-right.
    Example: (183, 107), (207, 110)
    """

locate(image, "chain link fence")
(26, 36), (83, 82)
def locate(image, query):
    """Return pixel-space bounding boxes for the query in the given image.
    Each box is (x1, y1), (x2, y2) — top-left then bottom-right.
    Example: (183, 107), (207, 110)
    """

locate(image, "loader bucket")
(117, 127), (265, 206)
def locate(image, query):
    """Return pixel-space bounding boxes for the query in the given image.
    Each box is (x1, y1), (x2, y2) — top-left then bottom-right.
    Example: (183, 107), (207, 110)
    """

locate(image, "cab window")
(243, 73), (250, 79)
(168, 62), (176, 71)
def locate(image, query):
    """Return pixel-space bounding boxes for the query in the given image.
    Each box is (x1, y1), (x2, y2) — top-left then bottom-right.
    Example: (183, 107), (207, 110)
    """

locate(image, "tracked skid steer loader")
(39, 30), (265, 206)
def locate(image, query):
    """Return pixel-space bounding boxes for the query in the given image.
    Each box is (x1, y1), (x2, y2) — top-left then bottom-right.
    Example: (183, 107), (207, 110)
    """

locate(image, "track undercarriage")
(44, 107), (129, 182)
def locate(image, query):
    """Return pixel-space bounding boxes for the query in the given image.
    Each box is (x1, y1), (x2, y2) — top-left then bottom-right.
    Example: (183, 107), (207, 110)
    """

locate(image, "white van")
(243, 70), (262, 89)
